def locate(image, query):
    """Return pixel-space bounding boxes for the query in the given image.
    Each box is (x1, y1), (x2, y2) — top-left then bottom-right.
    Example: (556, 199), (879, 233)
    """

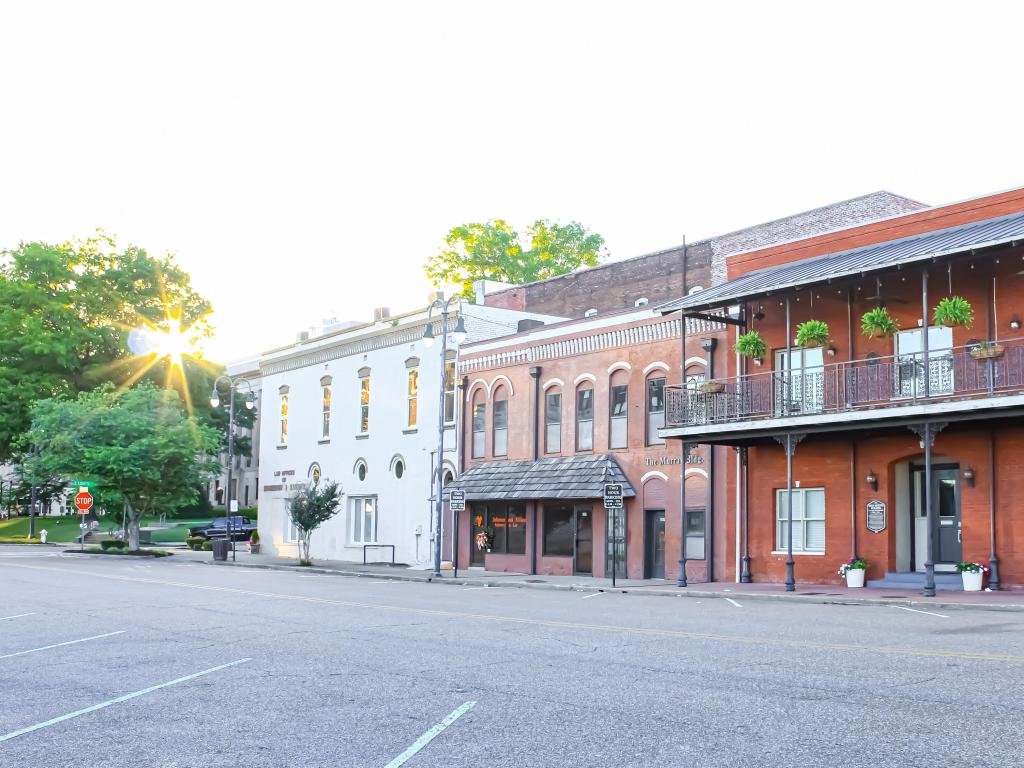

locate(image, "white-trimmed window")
(321, 384), (331, 439)
(646, 376), (666, 445)
(443, 359), (456, 424)
(407, 368), (419, 428)
(576, 385), (594, 451)
(545, 391), (561, 453)
(279, 387), (289, 446)
(350, 496), (377, 545)
(471, 395), (486, 458)
(359, 371), (370, 433)
(492, 388), (508, 456)
(775, 488), (825, 553)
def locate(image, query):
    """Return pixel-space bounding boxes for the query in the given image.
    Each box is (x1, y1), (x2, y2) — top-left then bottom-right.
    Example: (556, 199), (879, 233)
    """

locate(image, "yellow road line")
(4, 560), (1023, 663)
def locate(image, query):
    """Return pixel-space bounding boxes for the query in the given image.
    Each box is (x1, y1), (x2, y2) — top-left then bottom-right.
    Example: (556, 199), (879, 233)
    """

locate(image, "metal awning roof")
(658, 211), (1024, 314)
(445, 454), (635, 501)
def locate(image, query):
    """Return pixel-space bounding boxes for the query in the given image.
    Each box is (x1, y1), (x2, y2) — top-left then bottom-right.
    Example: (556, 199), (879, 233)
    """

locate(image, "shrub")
(249, 530), (260, 544)
(933, 295), (973, 328)
(734, 330), (767, 359)
(186, 536), (206, 551)
(795, 319), (829, 348)
(201, 540), (214, 551)
(101, 539), (127, 550)
(299, 558), (313, 567)
(861, 307), (898, 338)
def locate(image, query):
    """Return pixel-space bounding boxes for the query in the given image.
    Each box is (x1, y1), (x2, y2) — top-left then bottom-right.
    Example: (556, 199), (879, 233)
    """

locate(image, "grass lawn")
(0, 515), (214, 544)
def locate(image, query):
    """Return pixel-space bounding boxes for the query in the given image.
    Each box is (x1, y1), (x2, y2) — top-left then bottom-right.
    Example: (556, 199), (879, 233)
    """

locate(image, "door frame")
(573, 504), (593, 576)
(643, 508), (666, 579)
(908, 462), (960, 572)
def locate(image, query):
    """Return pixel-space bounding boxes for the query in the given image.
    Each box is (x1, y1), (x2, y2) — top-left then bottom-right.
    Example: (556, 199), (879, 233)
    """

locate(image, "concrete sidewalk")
(169, 546), (1024, 612)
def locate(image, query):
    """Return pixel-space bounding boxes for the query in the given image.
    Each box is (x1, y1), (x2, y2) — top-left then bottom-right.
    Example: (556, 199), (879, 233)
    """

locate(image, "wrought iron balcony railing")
(665, 338), (1024, 429)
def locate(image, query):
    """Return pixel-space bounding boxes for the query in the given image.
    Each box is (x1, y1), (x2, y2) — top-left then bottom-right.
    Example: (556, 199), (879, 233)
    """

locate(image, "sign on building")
(449, 490), (466, 511)
(866, 500), (886, 533)
(603, 483), (624, 509)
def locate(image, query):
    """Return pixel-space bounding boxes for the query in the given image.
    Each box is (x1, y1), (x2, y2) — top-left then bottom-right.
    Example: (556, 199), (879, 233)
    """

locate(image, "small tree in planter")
(955, 561), (988, 591)
(796, 319), (829, 349)
(933, 296), (973, 328)
(735, 330), (767, 359)
(248, 529), (261, 554)
(861, 307), (898, 338)
(838, 557), (868, 588)
(288, 478), (343, 566)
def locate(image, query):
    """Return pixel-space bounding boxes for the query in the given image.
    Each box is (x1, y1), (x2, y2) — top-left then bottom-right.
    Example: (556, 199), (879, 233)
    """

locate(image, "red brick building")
(661, 187), (1024, 593)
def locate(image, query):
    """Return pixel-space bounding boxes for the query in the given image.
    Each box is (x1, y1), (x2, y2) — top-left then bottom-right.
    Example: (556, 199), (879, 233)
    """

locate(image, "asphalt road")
(1, 547), (1022, 768)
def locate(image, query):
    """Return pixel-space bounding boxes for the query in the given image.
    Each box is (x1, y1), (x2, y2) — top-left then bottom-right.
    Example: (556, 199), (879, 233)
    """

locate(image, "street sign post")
(71, 480), (96, 489)
(448, 490), (466, 578)
(449, 490), (465, 511)
(603, 483), (624, 586)
(74, 490), (93, 552)
(603, 483), (623, 509)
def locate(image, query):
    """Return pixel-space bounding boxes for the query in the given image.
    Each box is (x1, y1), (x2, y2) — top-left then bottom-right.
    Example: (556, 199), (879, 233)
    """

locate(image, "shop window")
(492, 388), (508, 456)
(775, 488), (825, 552)
(685, 509), (705, 560)
(545, 391), (561, 453)
(609, 382), (628, 449)
(576, 385), (594, 451)
(477, 503), (526, 554)
(543, 504), (574, 556)
(646, 376), (666, 445)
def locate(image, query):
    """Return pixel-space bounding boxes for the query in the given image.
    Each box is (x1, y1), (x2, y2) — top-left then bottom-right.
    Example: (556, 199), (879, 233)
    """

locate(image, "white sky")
(2, 1), (1022, 362)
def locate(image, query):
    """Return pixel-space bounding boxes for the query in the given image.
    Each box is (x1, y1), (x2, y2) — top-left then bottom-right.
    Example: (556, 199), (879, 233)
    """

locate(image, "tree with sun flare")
(24, 382), (220, 550)
(0, 232), (220, 462)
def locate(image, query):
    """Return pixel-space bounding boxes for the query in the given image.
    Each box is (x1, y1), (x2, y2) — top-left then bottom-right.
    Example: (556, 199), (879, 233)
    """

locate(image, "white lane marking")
(367, 580), (392, 584)
(0, 658), (251, 743)
(0, 613), (34, 621)
(461, 587), (487, 591)
(896, 606), (950, 619)
(0, 631), (126, 660)
(725, 598), (743, 608)
(383, 701), (477, 768)
(583, 592), (604, 599)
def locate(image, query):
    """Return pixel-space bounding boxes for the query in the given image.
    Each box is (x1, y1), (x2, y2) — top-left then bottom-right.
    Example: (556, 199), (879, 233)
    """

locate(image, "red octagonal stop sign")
(74, 489), (94, 514)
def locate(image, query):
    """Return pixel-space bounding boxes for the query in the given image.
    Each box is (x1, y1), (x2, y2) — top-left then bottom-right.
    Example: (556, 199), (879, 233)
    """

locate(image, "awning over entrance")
(657, 210), (1024, 314)
(446, 454), (636, 501)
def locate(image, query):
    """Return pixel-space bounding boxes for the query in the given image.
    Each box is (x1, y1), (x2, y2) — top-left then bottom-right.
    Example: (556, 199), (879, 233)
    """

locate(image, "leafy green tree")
(23, 382), (220, 550)
(287, 479), (343, 565)
(425, 219), (606, 297)
(0, 233), (211, 461)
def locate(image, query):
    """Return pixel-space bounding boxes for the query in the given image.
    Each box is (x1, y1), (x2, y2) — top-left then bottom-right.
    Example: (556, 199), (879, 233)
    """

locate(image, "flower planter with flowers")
(475, 530), (492, 553)
(955, 561), (987, 591)
(971, 341), (1005, 361)
(248, 530), (261, 554)
(838, 557), (868, 588)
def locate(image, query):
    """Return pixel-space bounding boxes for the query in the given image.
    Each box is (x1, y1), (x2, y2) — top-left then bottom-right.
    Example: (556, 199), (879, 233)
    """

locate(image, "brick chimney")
(373, 307), (391, 322)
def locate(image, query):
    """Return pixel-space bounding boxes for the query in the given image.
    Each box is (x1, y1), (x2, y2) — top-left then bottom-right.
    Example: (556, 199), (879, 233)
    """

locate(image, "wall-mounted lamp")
(963, 467), (976, 487)
(866, 470), (878, 491)
(826, 346), (837, 357)
(1010, 318), (1021, 330)
(753, 356), (763, 367)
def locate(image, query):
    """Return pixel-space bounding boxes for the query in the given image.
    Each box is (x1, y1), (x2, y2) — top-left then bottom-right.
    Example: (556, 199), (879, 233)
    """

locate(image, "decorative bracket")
(773, 433), (806, 457)
(908, 422), (948, 448)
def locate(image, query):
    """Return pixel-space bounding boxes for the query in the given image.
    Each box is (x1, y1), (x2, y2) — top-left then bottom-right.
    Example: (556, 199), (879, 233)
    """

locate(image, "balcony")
(664, 338), (1024, 438)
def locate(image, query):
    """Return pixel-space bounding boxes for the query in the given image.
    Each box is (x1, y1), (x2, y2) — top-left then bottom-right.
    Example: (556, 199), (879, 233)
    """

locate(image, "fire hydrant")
(40, 529), (48, 544)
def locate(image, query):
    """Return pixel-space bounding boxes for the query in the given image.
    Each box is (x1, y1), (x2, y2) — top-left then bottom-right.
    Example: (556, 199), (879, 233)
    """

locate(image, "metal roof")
(445, 454), (635, 501)
(658, 211), (1024, 314)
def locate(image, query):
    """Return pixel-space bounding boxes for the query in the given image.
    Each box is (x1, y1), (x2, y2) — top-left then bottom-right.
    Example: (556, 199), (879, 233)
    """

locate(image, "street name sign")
(74, 489), (94, 515)
(449, 490), (466, 511)
(603, 483), (624, 509)
(71, 480), (95, 489)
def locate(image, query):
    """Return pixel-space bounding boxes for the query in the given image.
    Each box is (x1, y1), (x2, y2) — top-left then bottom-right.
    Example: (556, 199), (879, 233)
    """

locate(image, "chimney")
(296, 330), (310, 342)
(517, 319), (545, 333)
(373, 307), (391, 322)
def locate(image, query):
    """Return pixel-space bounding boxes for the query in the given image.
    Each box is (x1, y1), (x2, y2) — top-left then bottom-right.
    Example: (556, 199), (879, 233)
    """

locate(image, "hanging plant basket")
(933, 296), (974, 329)
(699, 381), (726, 394)
(971, 342), (1005, 360)
(735, 330), (767, 359)
(861, 307), (898, 339)
(795, 319), (829, 349)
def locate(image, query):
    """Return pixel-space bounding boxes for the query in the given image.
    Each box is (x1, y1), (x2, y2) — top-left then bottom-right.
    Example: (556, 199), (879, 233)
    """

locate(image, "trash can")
(212, 539), (229, 561)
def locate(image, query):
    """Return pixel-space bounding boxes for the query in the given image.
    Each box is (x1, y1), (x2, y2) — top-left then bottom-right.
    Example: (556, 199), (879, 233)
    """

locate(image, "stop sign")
(74, 489), (93, 514)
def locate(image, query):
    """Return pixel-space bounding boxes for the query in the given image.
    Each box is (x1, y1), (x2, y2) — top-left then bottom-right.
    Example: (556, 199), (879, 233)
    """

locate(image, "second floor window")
(321, 386), (331, 439)
(493, 393), (508, 456)
(443, 361), (456, 423)
(407, 368), (419, 428)
(359, 375), (370, 433)
(545, 391), (561, 453)
(647, 377), (665, 445)
(472, 401), (486, 458)
(609, 384), (628, 449)
(576, 386), (594, 451)
(279, 392), (289, 445)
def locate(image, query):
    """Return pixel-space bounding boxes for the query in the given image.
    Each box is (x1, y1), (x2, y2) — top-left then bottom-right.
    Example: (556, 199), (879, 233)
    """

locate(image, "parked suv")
(188, 516), (257, 542)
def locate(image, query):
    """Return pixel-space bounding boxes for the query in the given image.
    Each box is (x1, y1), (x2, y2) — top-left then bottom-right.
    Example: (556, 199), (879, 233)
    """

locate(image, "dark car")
(188, 516), (257, 542)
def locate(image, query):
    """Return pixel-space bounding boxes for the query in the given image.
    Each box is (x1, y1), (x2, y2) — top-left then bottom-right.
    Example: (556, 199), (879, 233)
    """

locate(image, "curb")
(191, 558), (1024, 613)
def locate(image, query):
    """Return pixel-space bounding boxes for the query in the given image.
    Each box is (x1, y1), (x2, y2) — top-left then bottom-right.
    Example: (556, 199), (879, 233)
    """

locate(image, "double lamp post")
(210, 375), (255, 560)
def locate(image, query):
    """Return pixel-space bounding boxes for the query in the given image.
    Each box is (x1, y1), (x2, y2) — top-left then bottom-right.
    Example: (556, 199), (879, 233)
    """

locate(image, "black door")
(644, 509), (666, 579)
(470, 507), (486, 567)
(933, 468), (962, 566)
(574, 506), (593, 575)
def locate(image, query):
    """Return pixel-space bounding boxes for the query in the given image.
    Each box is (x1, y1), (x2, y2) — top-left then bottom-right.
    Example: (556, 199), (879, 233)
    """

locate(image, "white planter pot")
(845, 569), (866, 588)
(962, 570), (983, 592)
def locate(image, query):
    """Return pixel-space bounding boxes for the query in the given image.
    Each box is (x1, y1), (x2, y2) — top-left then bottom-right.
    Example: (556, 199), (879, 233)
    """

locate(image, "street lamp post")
(210, 375), (255, 561)
(422, 296), (467, 578)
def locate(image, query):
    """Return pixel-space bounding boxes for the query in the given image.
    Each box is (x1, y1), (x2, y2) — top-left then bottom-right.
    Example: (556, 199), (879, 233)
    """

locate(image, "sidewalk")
(172, 547), (1024, 612)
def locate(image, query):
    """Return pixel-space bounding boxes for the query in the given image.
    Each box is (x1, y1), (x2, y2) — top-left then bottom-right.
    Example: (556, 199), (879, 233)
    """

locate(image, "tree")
(424, 219), (606, 297)
(287, 479), (343, 565)
(23, 382), (220, 550)
(0, 233), (212, 461)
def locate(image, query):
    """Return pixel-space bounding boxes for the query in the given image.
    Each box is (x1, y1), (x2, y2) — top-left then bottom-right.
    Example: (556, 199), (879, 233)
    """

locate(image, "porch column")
(775, 433), (805, 591)
(740, 446), (752, 583)
(910, 422), (946, 597)
(989, 433), (1001, 590)
(678, 441), (689, 587)
(921, 269), (930, 398)
(785, 295), (792, 411)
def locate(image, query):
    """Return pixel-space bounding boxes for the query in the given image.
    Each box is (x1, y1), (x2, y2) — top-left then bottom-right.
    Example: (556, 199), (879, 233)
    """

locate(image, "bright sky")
(2, 2), (1022, 363)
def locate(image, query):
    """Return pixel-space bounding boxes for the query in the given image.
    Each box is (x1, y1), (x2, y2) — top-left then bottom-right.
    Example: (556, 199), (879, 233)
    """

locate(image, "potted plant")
(933, 296), (973, 328)
(970, 340), (1005, 360)
(699, 379), (726, 394)
(838, 557), (868, 588)
(248, 530), (261, 554)
(796, 319), (829, 349)
(735, 330), (767, 359)
(861, 307), (899, 338)
(955, 561), (987, 591)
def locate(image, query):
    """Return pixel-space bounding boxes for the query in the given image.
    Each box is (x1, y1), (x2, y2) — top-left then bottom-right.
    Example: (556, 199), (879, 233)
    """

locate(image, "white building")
(256, 299), (561, 567)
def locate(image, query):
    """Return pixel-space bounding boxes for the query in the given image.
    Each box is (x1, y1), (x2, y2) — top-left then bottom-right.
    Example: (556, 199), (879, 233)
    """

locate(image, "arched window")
(443, 469), (454, 486)
(584, 308), (598, 318)
(354, 459), (368, 482)
(406, 366), (419, 429)
(634, 297), (649, 307)
(444, 350), (457, 424)
(609, 368), (629, 449)
(320, 376), (332, 439)
(392, 457), (405, 479)
(544, 387), (561, 453)
(471, 388), (486, 458)
(357, 367), (371, 434)
(646, 374), (666, 446)
(278, 385), (289, 446)
(576, 382), (594, 451)
(492, 386), (508, 456)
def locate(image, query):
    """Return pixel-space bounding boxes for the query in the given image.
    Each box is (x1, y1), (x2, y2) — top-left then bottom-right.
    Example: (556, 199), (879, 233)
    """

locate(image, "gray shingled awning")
(445, 454), (636, 501)
(658, 210), (1024, 314)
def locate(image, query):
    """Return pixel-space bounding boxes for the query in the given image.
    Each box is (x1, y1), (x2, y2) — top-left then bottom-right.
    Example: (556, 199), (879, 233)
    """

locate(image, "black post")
(529, 366), (541, 576)
(702, 337), (716, 583)
(785, 433), (796, 592)
(226, 385), (236, 561)
(432, 306), (449, 579)
(29, 480), (37, 540)
(739, 445), (751, 582)
(988, 432), (1000, 590)
(922, 423), (936, 597)
(678, 441), (688, 588)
